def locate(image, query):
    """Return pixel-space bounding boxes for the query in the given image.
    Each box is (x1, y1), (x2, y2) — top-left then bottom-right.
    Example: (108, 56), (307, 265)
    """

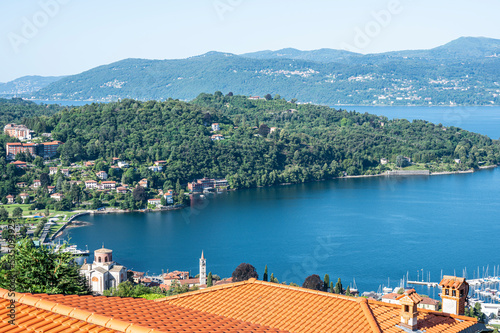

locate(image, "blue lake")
(66, 106), (500, 294)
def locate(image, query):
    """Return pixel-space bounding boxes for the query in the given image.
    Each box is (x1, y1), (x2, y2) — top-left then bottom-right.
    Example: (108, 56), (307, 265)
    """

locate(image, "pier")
(407, 281), (439, 287)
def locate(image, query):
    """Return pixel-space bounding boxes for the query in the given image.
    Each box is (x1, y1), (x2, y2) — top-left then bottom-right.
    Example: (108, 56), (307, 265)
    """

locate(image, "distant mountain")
(25, 37), (500, 105)
(242, 37), (500, 63)
(242, 48), (361, 63)
(0, 75), (65, 96)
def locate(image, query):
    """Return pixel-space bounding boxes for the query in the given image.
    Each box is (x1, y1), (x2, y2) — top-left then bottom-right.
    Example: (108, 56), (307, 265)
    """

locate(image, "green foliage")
(207, 272), (213, 287)
(269, 273), (279, 283)
(232, 263), (258, 282)
(302, 274), (324, 291)
(263, 265), (268, 282)
(18, 95), (498, 194)
(334, 278), (343, 294)
(464, 303), (486, 322)
(324, 274), (330, 292)
(0, 239), (90, 294)
(103, 280), (197, 297)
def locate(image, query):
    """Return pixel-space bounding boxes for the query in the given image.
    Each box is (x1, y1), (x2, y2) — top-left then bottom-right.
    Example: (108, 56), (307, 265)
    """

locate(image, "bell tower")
(199, 251), (207, 285)
(439, 276), (468, 315)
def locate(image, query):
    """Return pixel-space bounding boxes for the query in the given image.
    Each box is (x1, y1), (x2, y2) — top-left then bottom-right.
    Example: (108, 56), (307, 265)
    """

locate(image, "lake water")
(66, 106), (500, 294)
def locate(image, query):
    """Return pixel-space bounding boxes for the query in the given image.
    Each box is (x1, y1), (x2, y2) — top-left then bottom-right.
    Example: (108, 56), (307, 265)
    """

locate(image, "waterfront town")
(0, 122), (229, 245)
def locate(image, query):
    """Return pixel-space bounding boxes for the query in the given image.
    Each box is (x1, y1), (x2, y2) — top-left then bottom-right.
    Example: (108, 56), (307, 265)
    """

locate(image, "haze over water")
(67, 106), (500, 294)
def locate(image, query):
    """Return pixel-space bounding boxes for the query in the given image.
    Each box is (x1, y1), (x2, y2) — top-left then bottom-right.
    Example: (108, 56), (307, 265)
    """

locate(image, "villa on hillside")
(188, 178), (228, 193)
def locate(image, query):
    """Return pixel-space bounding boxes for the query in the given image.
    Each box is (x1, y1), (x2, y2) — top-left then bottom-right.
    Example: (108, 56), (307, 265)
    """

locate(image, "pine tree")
(324, 274), (330, 292)
(334, 278), (343, 294)
(263, 265), (268, 282)
(207, 272), (213, 287)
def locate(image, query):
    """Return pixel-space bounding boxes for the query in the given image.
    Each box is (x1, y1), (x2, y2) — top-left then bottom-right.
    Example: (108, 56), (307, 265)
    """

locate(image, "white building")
(80, 247), (127, 295)
(211, 123), (220, 131)
(96, 171), (108, 180)
(85, 180), (98, 189)
(117, 161), (129, 168)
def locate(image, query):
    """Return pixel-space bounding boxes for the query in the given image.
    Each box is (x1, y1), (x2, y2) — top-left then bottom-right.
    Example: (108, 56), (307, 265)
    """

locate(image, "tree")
(0, 208), (8, 220)
(302, 274), (324, 291)
(346, 286), (351, 296)
(0, 239), (90, 294)
(133, 185), (147, 202)
(396, 155), (409, 168)
(263, 265), (268, 282)
(160, 196), (166, 206)
(232, 263), (258, 282)
(330, 281), (334, 293)
(19, 226), (27, 237)
(207, 272), (213, 287)
(264, 94), (272, 101)
(334, 278), (343, 294)
(1, 229), (10, 240)
(40, 172), (50, 188)
(324, 274), (330, 292)
(270, 273), (278, 283)
(12, 207), (23, 218)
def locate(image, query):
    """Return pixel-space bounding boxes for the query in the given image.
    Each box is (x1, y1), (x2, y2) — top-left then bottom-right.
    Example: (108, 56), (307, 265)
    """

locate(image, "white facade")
(80, 248), (127, 295)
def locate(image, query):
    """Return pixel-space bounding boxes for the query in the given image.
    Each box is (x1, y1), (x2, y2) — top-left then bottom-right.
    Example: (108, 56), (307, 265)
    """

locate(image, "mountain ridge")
(5, 37), (500, 106)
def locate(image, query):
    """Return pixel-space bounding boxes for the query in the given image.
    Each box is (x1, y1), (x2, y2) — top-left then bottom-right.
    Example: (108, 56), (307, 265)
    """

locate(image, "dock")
(407, 281), (439, 287)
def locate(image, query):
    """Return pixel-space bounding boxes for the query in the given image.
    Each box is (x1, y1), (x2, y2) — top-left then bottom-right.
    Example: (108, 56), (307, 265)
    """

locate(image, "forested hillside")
(22, 94), (500, 189)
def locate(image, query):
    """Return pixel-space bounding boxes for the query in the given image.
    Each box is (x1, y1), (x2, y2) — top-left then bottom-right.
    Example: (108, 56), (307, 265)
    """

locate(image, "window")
(98, 257), (101, 262)
(452, 290), (456, 297)
(445, 289), (449, 295)
(404, 305), (409, 312)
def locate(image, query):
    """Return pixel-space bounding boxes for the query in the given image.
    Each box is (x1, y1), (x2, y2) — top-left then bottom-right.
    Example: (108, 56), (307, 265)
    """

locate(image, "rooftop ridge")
(359, 298), (383, 333)
(0, 288), (165, 333)
(158, 277), (364, 303)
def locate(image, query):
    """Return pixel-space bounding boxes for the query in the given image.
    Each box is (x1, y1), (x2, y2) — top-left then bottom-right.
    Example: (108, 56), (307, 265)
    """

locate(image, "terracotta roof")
(440, 276), (466, 289)
(1, 288), (283, 332)
(396, 288), (423, 304)
(159, 278), (480, 333)
(420, 297), (440, 305)
(381, 293), (399, 300)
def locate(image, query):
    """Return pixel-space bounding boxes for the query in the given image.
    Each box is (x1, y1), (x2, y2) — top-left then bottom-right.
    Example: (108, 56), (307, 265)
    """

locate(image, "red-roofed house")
(6, 195), (14, 204)
(96, 171), (107, 180)
(85, 180), (98, 189)
(99, 181), (116, 190)
(148, 198), (162, 207)
(11, 160), (27, 168)
(116, 186), (127, 194)
(33, 179), (41, 188)
(50, 193), (63, 201)
(20, 193), (29, 204)
(138, 178), (148, 188)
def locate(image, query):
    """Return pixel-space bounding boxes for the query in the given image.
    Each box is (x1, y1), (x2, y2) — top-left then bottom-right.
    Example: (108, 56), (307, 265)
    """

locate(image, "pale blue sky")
(1, 0), (499, 82)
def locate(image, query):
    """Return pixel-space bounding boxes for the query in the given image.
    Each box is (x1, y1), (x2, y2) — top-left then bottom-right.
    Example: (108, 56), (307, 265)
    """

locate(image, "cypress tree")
(270, 273), (275, 283)
(207, 272), (213, 287)
(346, 286), (351, 296)
(324, 274), (330, 292)
(330, 281), (334, 293)
(263, 265), (268, 282)
(334, 278), (343, 294)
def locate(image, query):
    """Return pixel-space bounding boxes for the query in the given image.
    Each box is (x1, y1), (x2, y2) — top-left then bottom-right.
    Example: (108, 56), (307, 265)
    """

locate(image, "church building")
(80, 247), (127, 295)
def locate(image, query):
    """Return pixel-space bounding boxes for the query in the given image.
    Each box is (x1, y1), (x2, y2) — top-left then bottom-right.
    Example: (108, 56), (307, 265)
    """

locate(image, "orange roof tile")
(159, 279), (480, 333)
(439, 276), (466, 289)
(1, 288), (284, 332)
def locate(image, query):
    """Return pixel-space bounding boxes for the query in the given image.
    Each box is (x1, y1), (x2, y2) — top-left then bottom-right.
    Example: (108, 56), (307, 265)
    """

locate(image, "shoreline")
(52, 164), (498, 240)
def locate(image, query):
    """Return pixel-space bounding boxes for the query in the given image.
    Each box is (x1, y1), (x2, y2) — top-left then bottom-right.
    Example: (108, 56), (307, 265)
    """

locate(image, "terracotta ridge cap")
(359, 298), (383, 333)
(156, 280), (250, 302)
(10, 291), (167, 333)
(251, 279), (362, 301)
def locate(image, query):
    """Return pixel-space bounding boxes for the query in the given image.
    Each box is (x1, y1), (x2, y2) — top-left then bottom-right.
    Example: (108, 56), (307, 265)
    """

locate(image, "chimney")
(439, 276), (468, 315)
(397, 289), (422, 331)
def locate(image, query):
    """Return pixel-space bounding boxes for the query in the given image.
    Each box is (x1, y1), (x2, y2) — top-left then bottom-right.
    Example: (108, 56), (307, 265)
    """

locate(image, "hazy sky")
(1, 0), (499, 82)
